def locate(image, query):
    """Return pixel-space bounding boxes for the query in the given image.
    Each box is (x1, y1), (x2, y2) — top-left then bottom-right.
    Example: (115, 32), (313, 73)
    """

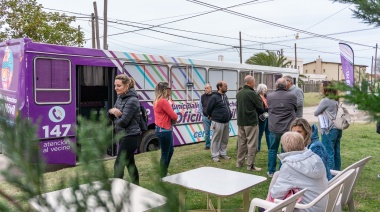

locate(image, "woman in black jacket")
(108, 74), (141, 185)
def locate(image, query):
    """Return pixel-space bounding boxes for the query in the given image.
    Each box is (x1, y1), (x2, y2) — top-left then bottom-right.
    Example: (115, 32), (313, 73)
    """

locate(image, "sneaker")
(236, 163), (243, 168)
(205, 147), (210, 150)
(247, 165), (262, 171)
(267, 172), (274, 178)
(220, 155), (231, 160)
(213, 158), (220, 162)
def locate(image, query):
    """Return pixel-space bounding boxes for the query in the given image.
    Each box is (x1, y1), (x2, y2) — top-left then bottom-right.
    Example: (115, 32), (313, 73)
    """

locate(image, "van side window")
(34, 58), (71, 104)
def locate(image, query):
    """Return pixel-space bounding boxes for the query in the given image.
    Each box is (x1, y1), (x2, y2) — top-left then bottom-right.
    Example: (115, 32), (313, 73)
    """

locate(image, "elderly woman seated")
(269, 132), (328, 212)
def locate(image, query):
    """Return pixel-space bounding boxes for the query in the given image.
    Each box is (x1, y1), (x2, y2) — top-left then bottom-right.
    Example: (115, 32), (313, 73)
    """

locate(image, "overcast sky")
(37, 0), (380, 70)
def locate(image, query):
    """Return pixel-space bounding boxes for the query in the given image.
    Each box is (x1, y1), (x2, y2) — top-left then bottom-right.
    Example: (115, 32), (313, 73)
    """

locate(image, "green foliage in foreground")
(1, 121), (379, 211)
(335, 80), (380, 122)
(0, 111), (178, 211)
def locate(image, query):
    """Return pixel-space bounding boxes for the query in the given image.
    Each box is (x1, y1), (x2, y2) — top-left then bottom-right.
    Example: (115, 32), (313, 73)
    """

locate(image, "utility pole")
(294, 33), (299, 71)
(93, 1), (100, 49)
(371, 56), (373, 86)
(294, 43), (297, 70)
(375, 43), (378, 87)
(91, 13), (95, 49)
(77, 25), (80, 47)
(103, 0), (108, 50)
(239, 31), (242, 64)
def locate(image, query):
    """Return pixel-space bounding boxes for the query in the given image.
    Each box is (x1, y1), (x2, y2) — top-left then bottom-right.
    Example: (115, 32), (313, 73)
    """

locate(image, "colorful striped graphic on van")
(170, 57), (202, 99)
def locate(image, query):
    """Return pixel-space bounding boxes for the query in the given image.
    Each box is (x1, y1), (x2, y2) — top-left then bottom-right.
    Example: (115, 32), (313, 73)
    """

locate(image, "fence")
(301, 82), (322, 93)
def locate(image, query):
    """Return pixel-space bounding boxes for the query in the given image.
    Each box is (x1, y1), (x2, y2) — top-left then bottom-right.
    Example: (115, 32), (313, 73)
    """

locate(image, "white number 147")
(42, 124), (71, 138)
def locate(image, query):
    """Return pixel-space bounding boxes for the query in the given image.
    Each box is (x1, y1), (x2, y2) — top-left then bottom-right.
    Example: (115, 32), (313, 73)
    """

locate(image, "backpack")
(137, 103), (148, 131)
(325, 102), (351, 130)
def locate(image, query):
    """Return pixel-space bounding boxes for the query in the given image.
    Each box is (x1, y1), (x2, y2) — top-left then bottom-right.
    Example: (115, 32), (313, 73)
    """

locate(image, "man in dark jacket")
(266, 78), (297, 177)
(207, 81), (232, 162)
(198, 83), (212, 150)
(236, 75), (263, 171)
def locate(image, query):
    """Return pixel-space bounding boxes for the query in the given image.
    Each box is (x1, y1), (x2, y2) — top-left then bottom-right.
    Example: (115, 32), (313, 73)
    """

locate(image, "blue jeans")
(322, 128), (342, 171)
(202, 115), (211, 148)
(268, 131), (284, 174)
(156, 127), (174, 177)
(258, 119), (270, 151)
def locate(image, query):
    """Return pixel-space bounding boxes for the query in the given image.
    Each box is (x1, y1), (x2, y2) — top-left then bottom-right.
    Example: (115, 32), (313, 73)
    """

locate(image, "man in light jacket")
(284, 75), (304, 118)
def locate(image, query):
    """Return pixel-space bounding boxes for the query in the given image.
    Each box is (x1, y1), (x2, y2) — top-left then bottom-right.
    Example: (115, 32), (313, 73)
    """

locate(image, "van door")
(208, 69), (238, 137)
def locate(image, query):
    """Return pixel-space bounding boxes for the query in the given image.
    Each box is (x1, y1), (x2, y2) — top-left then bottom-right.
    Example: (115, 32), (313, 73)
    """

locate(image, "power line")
(101, 22), (228, 50)
(242, 4), (351, 39)
(95, 18), (277, 52)
(304, 4), (351, 30)
(260, 28), (378, 45)
(186, 0), (374, 48)
(44, 4), (376, 51)
(101, 0), (263, 38)
(43, 4), (375, 60)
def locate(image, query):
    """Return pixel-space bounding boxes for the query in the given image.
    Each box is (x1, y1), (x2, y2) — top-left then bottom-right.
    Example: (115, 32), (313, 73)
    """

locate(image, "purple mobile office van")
(0, 38), (298, 165)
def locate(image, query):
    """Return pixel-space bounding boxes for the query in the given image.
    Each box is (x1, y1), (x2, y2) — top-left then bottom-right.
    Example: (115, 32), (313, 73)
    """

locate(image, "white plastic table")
(162, 166), (267, 212)
(29, 178), (167, 212)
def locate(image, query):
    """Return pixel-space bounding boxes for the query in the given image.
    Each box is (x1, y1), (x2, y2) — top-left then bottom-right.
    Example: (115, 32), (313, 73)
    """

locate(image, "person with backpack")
(154, 82), (178, 178)
(129, 78), (148, 131)
(314, 81), (343, 171)
(108, 74), (141, 185)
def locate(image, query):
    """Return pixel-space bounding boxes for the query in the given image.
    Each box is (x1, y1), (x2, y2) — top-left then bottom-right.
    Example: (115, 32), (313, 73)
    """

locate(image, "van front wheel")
(139, 129), (160, 153)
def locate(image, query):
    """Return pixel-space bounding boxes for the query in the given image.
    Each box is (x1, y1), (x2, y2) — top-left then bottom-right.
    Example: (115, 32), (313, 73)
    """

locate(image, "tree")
(331, 0), (380, 26)
(298, 74), (307, 86)
(245, 50), (292, 67)
(0, 0), (85, 46)
(330, 0), (380, 122)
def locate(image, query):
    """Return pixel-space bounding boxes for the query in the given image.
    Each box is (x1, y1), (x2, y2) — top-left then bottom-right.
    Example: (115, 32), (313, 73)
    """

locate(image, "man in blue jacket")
(207, 81), (232, 162)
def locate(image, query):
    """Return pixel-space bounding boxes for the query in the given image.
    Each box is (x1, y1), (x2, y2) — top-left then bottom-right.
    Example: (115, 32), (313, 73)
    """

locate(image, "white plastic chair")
(290, 169), (356, 212)
(249, 188), (307, 212)
(328, 156), (372, 212)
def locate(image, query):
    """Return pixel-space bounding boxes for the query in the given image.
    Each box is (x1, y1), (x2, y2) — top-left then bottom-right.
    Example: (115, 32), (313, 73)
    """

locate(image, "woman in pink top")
(154, 82), (178, 177)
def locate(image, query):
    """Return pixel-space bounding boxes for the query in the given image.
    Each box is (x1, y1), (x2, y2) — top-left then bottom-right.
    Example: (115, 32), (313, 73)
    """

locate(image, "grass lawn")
(304, 92), (323, 107)
(1, 122), (379, 211)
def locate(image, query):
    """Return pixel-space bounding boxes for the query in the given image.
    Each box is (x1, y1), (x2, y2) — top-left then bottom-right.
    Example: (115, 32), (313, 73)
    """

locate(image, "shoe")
(205, 147), (210, 150)
(247, 165), (262, 171)
(220, 155), (231, 160)
(236, 164), (243, 168)
(267, 172), (274, 178)
(213, 158), (220, 162)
